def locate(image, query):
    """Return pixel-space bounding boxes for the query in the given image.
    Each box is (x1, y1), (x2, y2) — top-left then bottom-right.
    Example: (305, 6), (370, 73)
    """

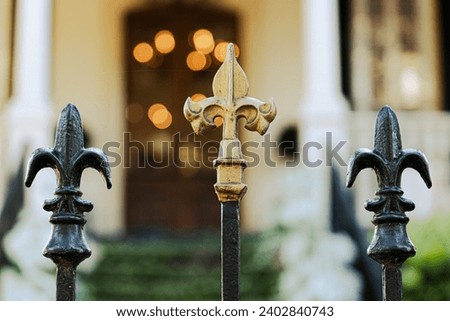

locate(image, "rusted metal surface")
(25, 104), (112, 301)
(346, 105), (432, 300)
(184, 43), (276, 300)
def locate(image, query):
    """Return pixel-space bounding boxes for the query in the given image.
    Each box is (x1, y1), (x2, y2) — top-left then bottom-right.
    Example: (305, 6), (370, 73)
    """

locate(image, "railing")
(23, 44), (431, 301)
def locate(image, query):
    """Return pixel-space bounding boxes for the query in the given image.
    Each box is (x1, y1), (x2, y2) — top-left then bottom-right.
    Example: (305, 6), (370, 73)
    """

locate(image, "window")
(342, 0), (442, 110)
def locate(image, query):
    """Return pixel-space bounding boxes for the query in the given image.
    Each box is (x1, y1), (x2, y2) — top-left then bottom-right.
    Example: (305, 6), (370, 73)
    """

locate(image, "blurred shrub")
(403, 214), (450, 300)
(80, 231), (280, 300)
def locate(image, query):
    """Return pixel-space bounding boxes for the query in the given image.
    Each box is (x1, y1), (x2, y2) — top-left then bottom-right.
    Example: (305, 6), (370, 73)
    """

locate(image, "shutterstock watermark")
(102, 132), (347, 169)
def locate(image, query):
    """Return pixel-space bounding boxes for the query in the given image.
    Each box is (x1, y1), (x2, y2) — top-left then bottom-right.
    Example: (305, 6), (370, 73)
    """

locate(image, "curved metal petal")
(397, 149), (432, 188)
(71, 148), (112, 189)
(236, 98), (277, 136)
(25, 148), (62, 187)
(346, 148), (386, 187)
(183, 97), (223, 135)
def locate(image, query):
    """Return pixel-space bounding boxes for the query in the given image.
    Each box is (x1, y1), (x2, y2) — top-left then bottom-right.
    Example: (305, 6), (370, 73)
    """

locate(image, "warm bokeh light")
(193, 29), (215, 54)
(148, 103), (165, 121)
(133, 42), (154, 63)
(152, 109), (172, 129)
(214, 41), (240, 62)
(214, 117), (223, 127)
(191, 93), (207, 102)
(147, 103), (172, 129)
(186, 51), (207, 71)
(154, 30), (176, 54)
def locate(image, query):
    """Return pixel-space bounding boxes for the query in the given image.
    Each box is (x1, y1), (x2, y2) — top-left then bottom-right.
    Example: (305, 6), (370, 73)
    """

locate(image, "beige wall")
(0, 0), (12, 107)
(0, 0), (13, 200)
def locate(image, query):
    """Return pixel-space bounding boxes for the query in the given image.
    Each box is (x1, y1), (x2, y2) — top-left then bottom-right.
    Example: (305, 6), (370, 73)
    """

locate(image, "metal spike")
(54, 104), (85, 162)
(373, 106), (403, 162)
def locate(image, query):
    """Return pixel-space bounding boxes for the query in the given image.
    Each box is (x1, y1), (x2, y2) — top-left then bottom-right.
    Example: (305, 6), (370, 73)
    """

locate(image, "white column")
(278, 0), (360, 300)
(296, 0), (350, 223)
(14, 0), (52, 104)
(0, 0), (55, 300)
(300, 0), (349, 145)
(5, 0), (54, 157)
(302, 0), (342, 98)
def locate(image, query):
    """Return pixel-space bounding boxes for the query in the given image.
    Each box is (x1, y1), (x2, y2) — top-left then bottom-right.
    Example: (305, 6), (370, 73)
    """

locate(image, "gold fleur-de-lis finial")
(184, 43), (276, 202)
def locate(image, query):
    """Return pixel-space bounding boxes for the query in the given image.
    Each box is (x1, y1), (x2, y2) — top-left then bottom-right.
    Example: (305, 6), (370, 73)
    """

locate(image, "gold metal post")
(184, 43), (276, 301)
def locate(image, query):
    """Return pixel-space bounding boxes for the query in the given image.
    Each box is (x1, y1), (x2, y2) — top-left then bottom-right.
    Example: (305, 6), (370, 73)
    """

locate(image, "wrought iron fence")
(22, 44), (432, 301)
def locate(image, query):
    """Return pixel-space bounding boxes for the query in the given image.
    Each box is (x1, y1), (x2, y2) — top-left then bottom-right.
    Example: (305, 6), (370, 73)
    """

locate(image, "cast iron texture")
(221, 201), (240, 300)
(25, 103), (112, 300)
(346, 106), (431, 300)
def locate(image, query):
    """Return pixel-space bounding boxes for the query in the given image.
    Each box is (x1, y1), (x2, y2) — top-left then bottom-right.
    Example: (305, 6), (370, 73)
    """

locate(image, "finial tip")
(226, 43), (236, 60)
(374, 105), (402, 159)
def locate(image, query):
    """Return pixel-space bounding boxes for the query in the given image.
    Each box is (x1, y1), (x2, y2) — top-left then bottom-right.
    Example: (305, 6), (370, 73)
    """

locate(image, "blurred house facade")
(0, 0), (447, 300)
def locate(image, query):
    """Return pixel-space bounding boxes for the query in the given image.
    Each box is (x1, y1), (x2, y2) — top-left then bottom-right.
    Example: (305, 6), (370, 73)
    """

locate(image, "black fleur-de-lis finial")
(346, 105), (431, 300)
(25, 103), (112, 301)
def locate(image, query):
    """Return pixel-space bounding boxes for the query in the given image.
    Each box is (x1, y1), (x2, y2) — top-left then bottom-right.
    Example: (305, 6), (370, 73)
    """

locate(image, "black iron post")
(25, 104), (112, 300)
(221, 201), (240, 300)
(184, 43), (276, 300)
(346, 106), (431, 300)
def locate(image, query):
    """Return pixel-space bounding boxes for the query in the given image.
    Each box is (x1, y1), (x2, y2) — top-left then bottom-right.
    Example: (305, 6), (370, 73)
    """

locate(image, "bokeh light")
(193, 29), (215, 54)
(133, 42), (154, 63)
(214, 41), (240, 62)
(186, 51), (207, 71)
(154, 30), (176, 54)
(147, 103), (172, 129)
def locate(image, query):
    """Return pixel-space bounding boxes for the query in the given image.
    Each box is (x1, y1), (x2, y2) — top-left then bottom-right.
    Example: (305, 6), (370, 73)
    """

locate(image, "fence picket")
(346, 106), (432, 300)
(184, 43), (276, 300)
(25, 103), (112, 301)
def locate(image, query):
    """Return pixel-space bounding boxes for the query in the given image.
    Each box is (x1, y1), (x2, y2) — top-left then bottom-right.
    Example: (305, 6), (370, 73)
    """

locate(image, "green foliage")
(402, 214), (450, 300)
(80, 231), (280, 300)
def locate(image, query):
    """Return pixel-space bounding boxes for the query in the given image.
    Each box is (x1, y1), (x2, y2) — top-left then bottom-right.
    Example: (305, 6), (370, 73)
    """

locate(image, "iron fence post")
(346, 106), (431, 300)
(25, 104), (112, 300)
(184, 43), (276, 300)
